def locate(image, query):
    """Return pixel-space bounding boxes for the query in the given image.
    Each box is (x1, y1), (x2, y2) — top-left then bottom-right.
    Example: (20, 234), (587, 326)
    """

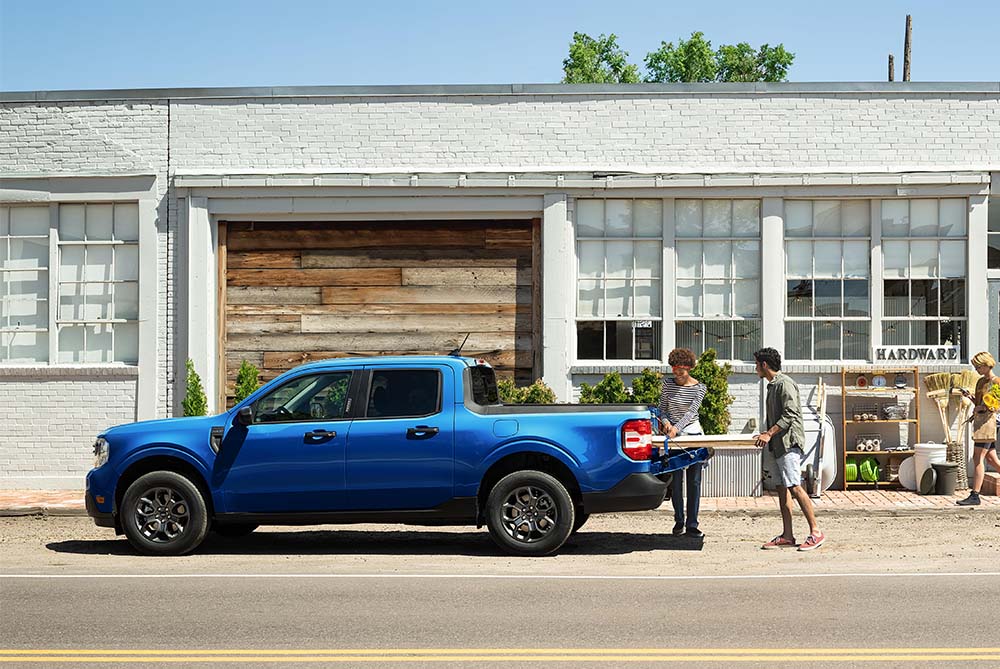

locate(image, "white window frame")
(0, 205), (51, 363)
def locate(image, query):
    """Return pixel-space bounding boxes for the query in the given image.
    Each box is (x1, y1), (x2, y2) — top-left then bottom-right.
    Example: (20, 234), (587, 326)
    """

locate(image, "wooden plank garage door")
(222, 220), (538, 407)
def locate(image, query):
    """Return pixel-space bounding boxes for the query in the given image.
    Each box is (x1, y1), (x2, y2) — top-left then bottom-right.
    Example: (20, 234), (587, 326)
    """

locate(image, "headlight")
(93, 437), (109, 468)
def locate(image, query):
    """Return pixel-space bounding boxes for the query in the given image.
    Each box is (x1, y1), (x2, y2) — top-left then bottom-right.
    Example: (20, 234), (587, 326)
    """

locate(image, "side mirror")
(236, 406), (254, 426)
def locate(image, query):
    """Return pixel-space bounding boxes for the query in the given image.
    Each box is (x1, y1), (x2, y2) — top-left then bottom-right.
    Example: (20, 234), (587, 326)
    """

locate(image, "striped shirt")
(658, 377), (707, 433)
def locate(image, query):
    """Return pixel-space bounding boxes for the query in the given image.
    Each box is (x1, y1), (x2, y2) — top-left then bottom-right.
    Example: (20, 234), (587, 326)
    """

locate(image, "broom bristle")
(923, 372), (953, 395)
(950, 370), (979, 395)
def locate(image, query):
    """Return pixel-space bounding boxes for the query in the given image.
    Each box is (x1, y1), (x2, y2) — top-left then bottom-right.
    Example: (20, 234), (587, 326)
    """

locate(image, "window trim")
(356, 368), (443, 420)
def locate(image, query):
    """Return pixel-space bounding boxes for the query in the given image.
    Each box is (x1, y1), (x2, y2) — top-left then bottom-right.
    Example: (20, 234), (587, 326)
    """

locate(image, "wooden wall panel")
(223, 220), (536, 406)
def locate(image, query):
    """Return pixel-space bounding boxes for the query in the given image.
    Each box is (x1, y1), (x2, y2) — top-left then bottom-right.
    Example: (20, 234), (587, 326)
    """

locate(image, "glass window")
(674, 199), (761, 361)
(988, 195), (1000, 270)
(254, 372), (352, 423)
(783, 200), (871, 360)
(575, 199), (663, 361)
(0, 206), (50, 363)
(366, 369), (441, 418)
(880, 199), (968, 359)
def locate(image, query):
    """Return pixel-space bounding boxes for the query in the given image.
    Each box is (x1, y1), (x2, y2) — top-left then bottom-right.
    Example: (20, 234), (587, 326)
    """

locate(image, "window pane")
(633, 241), (661, 279)
(85, 246), (113, 282)
(58, 325), (86, 363)
(86, 204), (114, 240)
(703, 201), (732, 237)
(633, 280), (660, 317)
(882, 320), (908, 347)
(732, 200), (760, 237)
(85, 324), (113, 363)
(115, 245), (139, 281)
(577, 321), (603, 359)
(841, 200), (871, 237)
(84, 282), (112, 320)
(991, 196), (1000, 232)
(843, 321), (870, 360)
(577, 200), (605, 236)
(787, 280), (812, 317)
(813, 241), (842, 278)
(60, 246), (85, 282)
(939, 320), (966, 357)
(814, 321), (841, 360)
(844, 280), (869, 317)
(634, 321), (660, 360)
(909, 240), (938, 278)
(676, 280), (701, 317)
(605, 279), (630, 317)
(633, 200), (662, 237)
(882, 240), (908, 278)
(675, 200), (702, 237)
(259, 373), (355, 421)
(59, 284), (85, 321)
(577, 280), (601, 317)
(988, 234), (1000, 270)
(4, 298), (46, 329)
(702, 321), (733, 360)
(6, 330), (48, 363)
(676, 241), (701, 278)
(10, 207), (48, 236)
(734, 280), (760, 317)
(881, 200), (909, 237)
(939, 240), (965, 277)
(785, 240), (812, 278)
(733, 240), (760, 279)
(115, 282), (139, 320)
(785, 201), (812, 237)
(6, 238), (48, 270)
(606, 240), (633, 278)
(733, 320), (760, 361)
(911, 320), (934, 346)
(883, 280), (909, 317)
(605, 321), (632, 359)
(939, 279), (966, 317)
(59, 205), (85, 241)
(605, 200), (632, 237)
(114, 204), (140, 242)
(939, 198), (966, 237)
(814, 280), (842, 318)
(0, 207), (7, 236)
(675, 321), (701, 354)
(703, 280), (730, 317)
(843, 240), (869, 278)
(911, 279), (937, 317)
(703, 240), (731, 278)
(365, 370), (440, 418)
(909, 199), (938, 236)
(813, 200), (841, 237)
(578, 241), (604, 278)
(4, 270), (46, 300)
(785, 321), (812, 360)
(113, 323), (139, 364)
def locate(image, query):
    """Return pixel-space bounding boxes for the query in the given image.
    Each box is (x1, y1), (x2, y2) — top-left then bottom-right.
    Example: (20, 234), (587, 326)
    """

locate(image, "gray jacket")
(764, 373), (806, 458)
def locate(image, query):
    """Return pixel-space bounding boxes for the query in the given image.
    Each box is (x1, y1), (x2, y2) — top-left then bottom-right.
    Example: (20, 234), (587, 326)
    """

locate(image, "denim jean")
(671, 462), (704, 529)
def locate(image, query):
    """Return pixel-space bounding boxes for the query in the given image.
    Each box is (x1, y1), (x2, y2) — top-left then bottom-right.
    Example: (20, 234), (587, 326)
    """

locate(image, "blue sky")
(1, 0), (997, 91)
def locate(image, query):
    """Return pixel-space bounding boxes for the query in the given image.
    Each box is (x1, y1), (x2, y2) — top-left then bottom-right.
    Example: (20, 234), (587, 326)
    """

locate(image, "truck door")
(345, 366), (455, 509)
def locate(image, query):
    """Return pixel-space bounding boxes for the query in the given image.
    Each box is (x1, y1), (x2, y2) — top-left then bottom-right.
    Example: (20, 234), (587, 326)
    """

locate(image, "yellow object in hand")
(984, 383), (1000, 412)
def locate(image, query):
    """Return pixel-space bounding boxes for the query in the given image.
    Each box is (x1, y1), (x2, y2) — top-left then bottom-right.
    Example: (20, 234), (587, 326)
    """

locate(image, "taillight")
(621, 418), (653, 461)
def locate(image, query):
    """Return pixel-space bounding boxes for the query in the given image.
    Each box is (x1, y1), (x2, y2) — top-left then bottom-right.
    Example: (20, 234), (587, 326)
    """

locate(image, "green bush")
(182, 359), (209, 417)
(498, 377), (557, 404)
(690, 348), (733, 435)
(233, 359), (262, 403)
(630, 368), (663, 405)
(579, 371), (630, 403)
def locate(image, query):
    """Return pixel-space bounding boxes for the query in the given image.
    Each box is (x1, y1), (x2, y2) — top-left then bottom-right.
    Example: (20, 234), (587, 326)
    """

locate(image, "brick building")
(1, 82), (998, 488)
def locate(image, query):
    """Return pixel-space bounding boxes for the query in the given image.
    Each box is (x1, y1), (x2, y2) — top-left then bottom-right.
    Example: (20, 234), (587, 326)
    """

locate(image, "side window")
(366, 369), (441, 418)
(253, 372), (351, 423)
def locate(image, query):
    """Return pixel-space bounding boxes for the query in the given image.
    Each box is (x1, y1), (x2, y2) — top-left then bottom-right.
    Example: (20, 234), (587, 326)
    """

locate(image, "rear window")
(469, 366), (500, 405)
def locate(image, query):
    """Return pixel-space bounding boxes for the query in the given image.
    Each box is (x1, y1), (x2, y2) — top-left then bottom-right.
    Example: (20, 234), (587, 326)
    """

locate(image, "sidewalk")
(1, 489), (997, 517)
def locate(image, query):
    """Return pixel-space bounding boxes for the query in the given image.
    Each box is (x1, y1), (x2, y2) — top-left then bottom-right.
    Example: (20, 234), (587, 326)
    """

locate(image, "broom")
(923, 372), (954, 438)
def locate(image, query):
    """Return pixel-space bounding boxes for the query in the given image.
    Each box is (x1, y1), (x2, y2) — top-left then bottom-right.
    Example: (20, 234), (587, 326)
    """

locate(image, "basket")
(854, 433), (882, 452)
(946, 441), (968, 491)
(881, 403), (909, 420)
(851, 403), (880, 422)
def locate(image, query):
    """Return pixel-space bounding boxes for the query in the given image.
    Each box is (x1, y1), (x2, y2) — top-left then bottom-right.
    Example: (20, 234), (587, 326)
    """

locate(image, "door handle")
(304, 429), (336, 443)
(406, 425), (439, 439)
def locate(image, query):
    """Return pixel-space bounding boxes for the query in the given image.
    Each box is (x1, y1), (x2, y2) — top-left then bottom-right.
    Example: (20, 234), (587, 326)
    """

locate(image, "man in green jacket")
(753, 347), (825, 551)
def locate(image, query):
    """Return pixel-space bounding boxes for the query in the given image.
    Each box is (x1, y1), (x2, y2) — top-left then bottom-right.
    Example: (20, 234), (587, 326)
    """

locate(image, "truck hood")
(101, 414), (225, 438)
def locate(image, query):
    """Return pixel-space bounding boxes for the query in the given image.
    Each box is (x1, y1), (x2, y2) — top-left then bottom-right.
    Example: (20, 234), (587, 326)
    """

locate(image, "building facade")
(1, 83), (998, 489)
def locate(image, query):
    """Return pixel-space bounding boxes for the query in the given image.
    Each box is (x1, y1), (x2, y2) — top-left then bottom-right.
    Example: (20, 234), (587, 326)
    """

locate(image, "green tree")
(182, 359), (208, 417)
(715, 42), (794, 82)
(497, 377), (557, 404)
(233, 359), (262, 404)
(644, 31), (717, 83)
(690, 348), (734, 435)
(562, 32), (640, 84)
(579, 372), (632, 403)
(630, 368), (664, 405)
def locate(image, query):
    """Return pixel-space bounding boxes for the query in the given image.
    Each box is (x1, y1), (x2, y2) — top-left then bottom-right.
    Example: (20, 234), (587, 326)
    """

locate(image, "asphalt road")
(2, 512), (999, 668)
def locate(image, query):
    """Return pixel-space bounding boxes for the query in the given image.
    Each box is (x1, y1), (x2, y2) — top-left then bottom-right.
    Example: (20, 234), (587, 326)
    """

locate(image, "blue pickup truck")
(87, 355), (710, 556)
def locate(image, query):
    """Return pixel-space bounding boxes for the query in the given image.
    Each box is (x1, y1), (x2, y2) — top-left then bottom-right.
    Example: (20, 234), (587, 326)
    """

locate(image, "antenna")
(448, 333), (471, 357)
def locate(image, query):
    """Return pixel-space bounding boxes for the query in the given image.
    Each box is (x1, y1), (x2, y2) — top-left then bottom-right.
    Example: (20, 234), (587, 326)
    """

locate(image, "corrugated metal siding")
(701, 448), (763, 497)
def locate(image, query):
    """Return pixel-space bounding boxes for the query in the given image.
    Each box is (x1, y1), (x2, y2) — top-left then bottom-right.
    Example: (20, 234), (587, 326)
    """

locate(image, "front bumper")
(581, 473), (668, 514)
(85, 491), (116, 528)
(85, 468), (116, 528)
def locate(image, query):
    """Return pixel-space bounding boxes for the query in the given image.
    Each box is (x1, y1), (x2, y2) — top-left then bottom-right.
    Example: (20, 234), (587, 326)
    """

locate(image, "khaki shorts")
(766, 446), (804, 488)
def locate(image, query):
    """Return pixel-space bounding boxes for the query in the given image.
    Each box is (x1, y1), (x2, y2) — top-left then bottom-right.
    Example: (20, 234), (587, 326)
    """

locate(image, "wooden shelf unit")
(841, 367), (920, 490)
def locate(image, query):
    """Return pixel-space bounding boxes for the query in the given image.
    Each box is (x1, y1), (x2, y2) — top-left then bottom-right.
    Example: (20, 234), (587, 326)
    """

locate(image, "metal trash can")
(932, 462), (959, 496)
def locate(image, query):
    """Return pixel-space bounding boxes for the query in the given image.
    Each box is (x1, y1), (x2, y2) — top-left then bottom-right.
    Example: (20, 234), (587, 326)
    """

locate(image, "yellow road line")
(4, 648), (1000, 655)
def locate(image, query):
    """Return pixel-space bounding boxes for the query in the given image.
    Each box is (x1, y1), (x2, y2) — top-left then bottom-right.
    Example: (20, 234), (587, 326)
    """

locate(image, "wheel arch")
(114, 454), (216, 521)
(476, 450), (583, 526)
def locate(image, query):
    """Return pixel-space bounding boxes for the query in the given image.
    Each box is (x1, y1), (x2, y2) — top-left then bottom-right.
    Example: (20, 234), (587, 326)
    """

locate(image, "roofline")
(2, 81), (999, 103)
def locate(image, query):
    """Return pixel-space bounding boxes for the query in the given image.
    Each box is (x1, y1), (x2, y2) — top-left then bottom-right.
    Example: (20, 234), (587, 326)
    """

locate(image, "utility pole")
(888, 54), (895, 81)
(903, 14), (912, 81)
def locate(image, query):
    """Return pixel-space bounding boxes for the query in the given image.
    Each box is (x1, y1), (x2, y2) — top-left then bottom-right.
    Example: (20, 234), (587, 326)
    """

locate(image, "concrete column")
(967, 195), (989, 358)
(662, 198), (676, 356)
(183, 197), (218, 411)
(541, 193), (574, 402)
(760, 198), (784, 355)
(136, 197), (160, 421)
(869, 200), (883, 355)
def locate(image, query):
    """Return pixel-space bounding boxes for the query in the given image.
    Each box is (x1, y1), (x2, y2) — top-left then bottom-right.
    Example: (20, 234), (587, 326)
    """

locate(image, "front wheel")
(485, 470), (574, 556)
(120, 471), (209, 556)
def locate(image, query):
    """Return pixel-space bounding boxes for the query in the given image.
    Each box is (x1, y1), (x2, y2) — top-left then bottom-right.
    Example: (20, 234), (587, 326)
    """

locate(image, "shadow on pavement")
(46, 529), (704, 557)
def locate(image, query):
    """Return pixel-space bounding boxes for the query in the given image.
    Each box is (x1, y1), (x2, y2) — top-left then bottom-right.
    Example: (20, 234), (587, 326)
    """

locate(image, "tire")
(485, 470), (574, 557)
(120, 471), (210, 556)
(213, 523), (258, 539)
(571, 512), (590, 535)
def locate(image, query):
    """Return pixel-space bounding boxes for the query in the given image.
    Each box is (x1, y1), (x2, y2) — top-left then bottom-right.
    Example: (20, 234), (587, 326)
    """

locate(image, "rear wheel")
(485, 470), (574, 556)
(121, 471), (209, 556)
